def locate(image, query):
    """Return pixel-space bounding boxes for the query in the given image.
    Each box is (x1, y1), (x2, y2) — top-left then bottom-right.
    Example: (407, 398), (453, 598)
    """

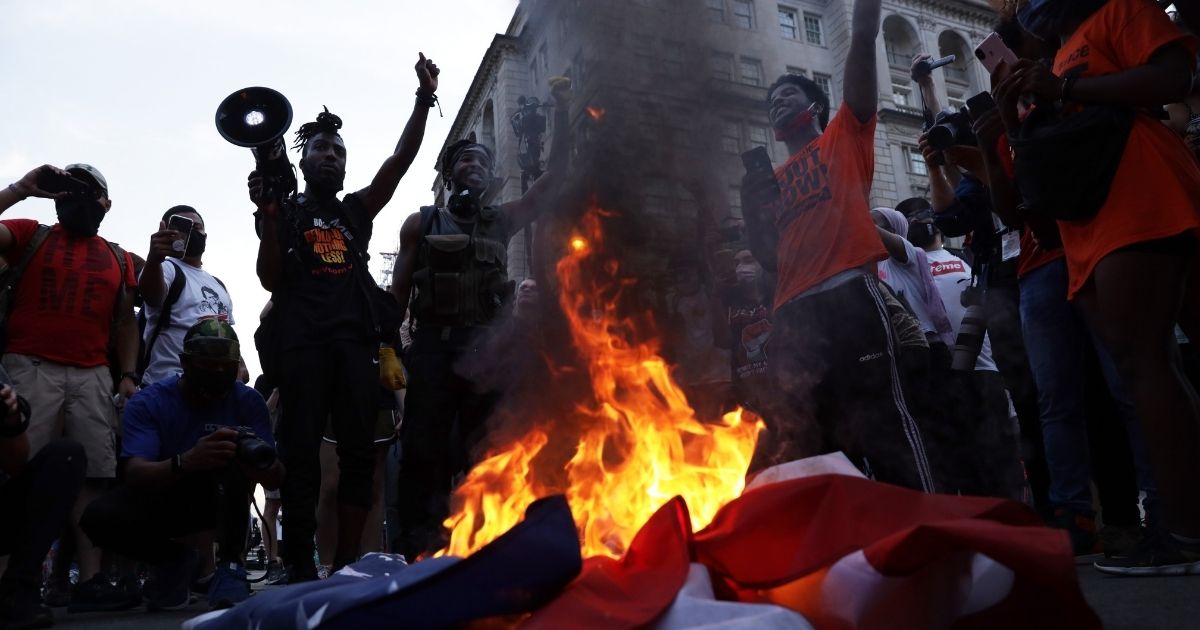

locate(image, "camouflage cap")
(182, 318), (240, 361)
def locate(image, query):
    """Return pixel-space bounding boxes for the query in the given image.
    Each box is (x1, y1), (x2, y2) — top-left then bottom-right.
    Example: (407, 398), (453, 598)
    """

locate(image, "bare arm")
(389, 213), (422, 322)
(876, 226), (910, 263)
(1015, 45), (1194, 108)
(502, 79), (573, 233)
(919, 134), (958, 213)
(356, 54), (440, 218)
(140, 222), (181, 308)
(842, 0), (883, 123)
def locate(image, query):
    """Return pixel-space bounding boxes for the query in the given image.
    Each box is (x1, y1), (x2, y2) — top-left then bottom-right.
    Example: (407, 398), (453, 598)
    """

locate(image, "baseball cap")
(896, 197), (933, 221)
(182, 318), (240, 361)
(63, 163), (108, 194)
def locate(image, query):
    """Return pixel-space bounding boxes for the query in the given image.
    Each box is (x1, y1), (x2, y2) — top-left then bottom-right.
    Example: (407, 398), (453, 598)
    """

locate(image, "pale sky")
(0, 0), (519, 378)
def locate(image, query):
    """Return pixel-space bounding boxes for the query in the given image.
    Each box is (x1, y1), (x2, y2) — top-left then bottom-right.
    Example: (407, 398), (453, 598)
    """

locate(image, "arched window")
(938, 31), (976, 109)
(883, 15), (921, 109)
(481, 100), (496, 150)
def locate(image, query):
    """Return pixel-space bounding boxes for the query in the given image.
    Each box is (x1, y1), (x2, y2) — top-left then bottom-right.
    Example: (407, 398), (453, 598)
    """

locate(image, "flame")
(586, 105), (606, 121)
(441, 207), (763, 559)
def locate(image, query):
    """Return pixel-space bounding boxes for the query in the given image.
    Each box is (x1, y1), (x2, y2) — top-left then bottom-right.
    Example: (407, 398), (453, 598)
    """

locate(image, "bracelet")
(120, 371), (141, 387)
(416, 90), (443, 118)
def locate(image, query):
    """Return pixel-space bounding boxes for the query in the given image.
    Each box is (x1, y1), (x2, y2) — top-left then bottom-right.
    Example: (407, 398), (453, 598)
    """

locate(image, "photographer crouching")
(81, 320), (284, 611)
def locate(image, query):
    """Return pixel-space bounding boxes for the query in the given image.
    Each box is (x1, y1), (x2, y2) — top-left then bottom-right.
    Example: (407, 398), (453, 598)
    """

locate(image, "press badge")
(1001, 231), (1021, 262)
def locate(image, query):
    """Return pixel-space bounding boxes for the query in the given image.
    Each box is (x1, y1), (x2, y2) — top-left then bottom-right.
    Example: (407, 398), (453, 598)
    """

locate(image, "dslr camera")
(950, 283), (988, 371)
(235, 427), (276, 470)
(925, 109), (978, 152)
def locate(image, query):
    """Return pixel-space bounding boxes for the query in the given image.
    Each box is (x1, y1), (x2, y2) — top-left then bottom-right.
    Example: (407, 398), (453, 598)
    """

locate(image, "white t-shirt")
(140, 260), (235, 386)
(877, 240), (938, 335)
(925, 248), (997, 372)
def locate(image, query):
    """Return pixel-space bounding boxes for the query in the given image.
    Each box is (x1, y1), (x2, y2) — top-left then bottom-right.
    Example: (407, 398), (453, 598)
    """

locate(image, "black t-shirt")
(278, 193), (372, 347)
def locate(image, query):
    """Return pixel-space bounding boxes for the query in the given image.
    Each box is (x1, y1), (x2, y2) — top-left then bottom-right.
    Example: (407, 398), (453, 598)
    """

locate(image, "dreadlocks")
(293, 107), (344, 155)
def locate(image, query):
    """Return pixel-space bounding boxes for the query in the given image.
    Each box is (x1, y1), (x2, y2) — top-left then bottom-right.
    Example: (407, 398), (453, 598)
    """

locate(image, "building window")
(538, 42), (549, 75)
(812, 72), (833, 101)
(729, 185), (743, 214)
(779, 6), (799, 39)
(947, 87), (966, 111)
(891, 85), (912, 107)
(748, 124), (772, 158)
(785, 65), (807, 77)
(573, 50), (587, 84)
(711, 51), (734, 81)
(803, 12), (824, 46)
(529, 60), (540, 90)
(732, 0), (755, 29)
(705, 0), (725, 23)
(904, 145), (928, 176)
(721, 119), (741, 154)
(662, 40), (685, 75)
(739, 57), (764, 86)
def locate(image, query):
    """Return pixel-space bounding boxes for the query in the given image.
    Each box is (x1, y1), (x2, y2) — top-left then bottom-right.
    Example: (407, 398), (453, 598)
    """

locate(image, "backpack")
(0, 225), (52, 337)
(136, 259), (228, 378)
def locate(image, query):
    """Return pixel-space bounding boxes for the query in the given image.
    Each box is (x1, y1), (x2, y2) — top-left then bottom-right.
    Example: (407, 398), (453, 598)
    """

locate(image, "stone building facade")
(429, 0), (998, 280)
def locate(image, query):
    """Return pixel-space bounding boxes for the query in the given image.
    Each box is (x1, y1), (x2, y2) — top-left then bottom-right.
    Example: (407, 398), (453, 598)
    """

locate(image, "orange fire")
(441, 207), (763, 559)
(586, 105), (607, 121)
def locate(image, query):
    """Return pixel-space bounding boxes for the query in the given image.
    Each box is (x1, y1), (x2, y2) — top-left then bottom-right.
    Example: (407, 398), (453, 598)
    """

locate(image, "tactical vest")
(412, 205), (511, 328)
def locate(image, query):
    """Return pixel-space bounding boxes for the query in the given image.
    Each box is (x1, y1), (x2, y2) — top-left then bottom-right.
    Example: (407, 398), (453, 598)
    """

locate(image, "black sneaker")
(1050, 508), (1100, 556)
(264, 561), (287, 586)
(284, 563), (318, 585)
(1098, 524), (1142, 559)
(1, 582), (53, 630)
(66, 575), (141, 613)
(39, 581), (70, 609)
(1094, 530), (1200, 576)
(145, 552), (198, 612)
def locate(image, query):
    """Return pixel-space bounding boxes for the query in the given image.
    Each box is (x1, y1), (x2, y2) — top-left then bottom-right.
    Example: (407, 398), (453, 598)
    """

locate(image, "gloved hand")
(379, 346), (407, 390)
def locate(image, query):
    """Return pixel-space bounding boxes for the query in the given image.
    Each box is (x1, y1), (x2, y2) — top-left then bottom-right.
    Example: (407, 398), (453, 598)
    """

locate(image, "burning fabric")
(185, 454), (1097, 629)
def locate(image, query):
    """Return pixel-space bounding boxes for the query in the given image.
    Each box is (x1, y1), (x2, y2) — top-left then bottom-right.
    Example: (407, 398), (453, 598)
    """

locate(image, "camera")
(950, 284), (987, 371)
(235, 427), (276, 470)
(926, 109), (978, 152)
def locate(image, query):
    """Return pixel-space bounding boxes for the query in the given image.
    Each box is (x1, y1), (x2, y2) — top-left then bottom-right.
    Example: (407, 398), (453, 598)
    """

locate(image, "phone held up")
(741, 146), (781, 204)
(166, 214), (194, 257)
(974, 32), (1019, 76)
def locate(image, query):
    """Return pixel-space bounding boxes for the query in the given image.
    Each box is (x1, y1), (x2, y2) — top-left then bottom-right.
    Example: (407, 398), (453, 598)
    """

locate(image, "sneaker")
(316, 564), (331, 580)
(67, 575), (141, 613)
(1094, 530), (1200, 576)
(1099, 524), (1143, 559)
(1, 583), (54, 630)
(207, 562), (251, 610)
(190, 570), (214, 595)
(40, 581), (70, 609)
(264, 561), (287, 586)
(1050, 508), (1099, 556)
(283, 562), (318, 585)
(145, 552), (198, 612)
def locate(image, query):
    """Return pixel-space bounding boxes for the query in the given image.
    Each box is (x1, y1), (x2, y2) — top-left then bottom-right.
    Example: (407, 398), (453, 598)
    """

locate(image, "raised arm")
(876, 226), (910, 263)
(250, 173), (284, 292)
(1012, 44), (1193, 108)
(389, 212), (423, 325)
(843, 0), (883, 123)
(502, 78), (573, 233)
(356, 54), (440, 218)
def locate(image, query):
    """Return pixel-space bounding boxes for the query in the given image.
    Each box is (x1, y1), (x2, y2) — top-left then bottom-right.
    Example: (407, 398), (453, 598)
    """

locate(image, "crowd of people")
(1, 0), (1199, 627)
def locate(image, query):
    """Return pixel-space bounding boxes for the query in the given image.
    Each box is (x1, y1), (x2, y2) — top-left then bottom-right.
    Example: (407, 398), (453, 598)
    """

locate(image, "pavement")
(47, 563), (1200, 629)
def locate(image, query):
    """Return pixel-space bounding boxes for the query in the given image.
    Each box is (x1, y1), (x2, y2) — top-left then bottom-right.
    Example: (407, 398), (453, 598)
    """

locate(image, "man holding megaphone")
(243, 53), (438, 583)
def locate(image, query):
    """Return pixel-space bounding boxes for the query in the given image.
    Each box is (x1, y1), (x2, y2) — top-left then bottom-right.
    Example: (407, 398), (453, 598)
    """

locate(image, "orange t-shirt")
(772, 108), (886, 309)
(1053, 0), (1200, 298)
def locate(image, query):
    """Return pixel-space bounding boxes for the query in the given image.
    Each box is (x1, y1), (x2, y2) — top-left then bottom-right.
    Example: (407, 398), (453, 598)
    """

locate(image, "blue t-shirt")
(121, 375), (275, 461)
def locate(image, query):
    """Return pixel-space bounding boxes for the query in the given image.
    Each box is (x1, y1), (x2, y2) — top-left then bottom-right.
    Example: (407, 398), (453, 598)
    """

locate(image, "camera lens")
(974, 48), (986, 61)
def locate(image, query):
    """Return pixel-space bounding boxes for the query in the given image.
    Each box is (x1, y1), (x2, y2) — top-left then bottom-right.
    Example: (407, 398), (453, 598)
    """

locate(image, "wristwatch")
(120, 372), (141, 388)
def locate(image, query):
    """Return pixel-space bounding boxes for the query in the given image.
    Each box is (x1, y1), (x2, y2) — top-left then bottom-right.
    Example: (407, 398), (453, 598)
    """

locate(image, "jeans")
(0, 439), (86, 592)
(80, 466), (251, 565)
(1019, 258), (1156, 516)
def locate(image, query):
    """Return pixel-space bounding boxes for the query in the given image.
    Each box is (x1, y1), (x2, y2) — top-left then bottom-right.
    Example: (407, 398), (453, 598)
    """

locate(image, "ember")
(441, 207), (763, 559)
(586, 105), (606, 121)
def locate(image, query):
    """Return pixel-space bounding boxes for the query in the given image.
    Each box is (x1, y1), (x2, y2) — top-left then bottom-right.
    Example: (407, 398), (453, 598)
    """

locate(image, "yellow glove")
(379, 347), (407, 390)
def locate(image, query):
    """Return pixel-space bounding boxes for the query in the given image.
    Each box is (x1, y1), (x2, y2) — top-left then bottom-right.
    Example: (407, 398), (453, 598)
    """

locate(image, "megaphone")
(215, 87), (297, 201)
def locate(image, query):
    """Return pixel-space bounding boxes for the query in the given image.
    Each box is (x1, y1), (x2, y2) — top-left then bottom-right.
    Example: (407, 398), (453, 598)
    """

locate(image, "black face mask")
(185, 231), (207, 257)
(719, 226), (744, 243)
(184, 366), (237, 400)
(55, 198), (106, 236)
(908, 221), (938, 249)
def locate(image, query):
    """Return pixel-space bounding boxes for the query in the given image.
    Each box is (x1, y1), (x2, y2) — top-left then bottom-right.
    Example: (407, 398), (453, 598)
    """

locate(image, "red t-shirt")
(772, 108), (887, 309)
(1053, 0), (1200, 298)
(2, 220), (138, 368)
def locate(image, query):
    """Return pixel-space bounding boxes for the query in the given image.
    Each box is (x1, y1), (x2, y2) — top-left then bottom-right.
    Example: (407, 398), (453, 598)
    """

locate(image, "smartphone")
(166, 214), (194, 256)
(35, 170), (91, 196)
(966, 91), (997, 121)
(740, 146), (781, 205)
(974, 32), (1019, 75)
